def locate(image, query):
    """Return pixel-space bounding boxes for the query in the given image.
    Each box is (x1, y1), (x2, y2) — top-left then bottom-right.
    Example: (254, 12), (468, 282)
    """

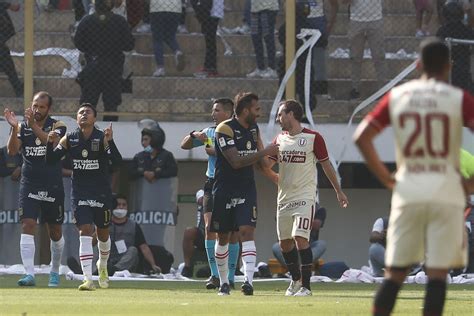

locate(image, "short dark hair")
(234, 92), (258, 116)
(420, 38), (450, 75)
(34, 91), (53, 108)
(214, 98), (234, 114)
(115, 193), (128, 202)
(78, 103), (97, 117)
(280, 99), (303, 122)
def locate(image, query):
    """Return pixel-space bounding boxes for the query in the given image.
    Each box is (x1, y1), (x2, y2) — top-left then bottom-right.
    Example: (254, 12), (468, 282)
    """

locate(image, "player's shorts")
(19, 184), (65, 224)
(277, 199), (315, 241)
(72, 194), (111, 229)
(203, 177), (215, 213)
(386, 202), (467, 269)
(210, 185), (257, 233)
(194, 228), (205, 251)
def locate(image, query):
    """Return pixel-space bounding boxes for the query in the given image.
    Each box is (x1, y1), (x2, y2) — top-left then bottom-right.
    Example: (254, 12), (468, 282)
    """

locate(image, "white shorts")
(386, 203), (467, 269)
(277, 200), (315, 241)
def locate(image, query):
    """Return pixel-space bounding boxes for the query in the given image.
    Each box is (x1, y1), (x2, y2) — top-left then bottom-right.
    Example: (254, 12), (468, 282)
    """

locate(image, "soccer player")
(4, 91), (66, 287)
(267, 100), (348, 296)
(210, 92), (279, 295)
(354, 38), (474, 316)
(46, 103), (122, 291)
(181, 98), (241, 289)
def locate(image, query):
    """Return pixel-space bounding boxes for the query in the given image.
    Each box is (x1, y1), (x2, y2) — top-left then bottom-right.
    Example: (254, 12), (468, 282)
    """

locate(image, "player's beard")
(34, 112), (46, 122)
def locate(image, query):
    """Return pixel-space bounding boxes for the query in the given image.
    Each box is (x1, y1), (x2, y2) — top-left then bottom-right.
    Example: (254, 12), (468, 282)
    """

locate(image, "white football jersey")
(273, 128), (329, 205)
(367, 79), (474, 208)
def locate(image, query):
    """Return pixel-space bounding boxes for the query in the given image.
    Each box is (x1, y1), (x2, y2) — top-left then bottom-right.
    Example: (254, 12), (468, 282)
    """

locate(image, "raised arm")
(4, 108), (21, 156)
(104, 123), (122, 170)
(46, 134), (68, 164)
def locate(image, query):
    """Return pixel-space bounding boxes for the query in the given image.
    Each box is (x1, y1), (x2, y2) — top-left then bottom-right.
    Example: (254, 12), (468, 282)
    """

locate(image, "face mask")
(144, 145), (153, 153)
(112, 208), (127, 218)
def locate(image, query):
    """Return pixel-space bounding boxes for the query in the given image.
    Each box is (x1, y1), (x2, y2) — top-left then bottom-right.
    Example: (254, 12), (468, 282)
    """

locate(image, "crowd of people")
(3, 0), (474, 118)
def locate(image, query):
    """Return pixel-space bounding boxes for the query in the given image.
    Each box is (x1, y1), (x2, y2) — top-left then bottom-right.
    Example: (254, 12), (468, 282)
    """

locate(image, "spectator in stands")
(368, 216), (388, 277)
(437, 0), (474, 93)
(437, 0), (473, 27)
(304, 0), (339, 98)
(465, 206), (474, 273)
(0, 146), (21, 180)
(271, 204), (327, 268)
(136, 0), (151, 33)
(181, 189), (206, 277)
(67, 194), (169, 275)
(178, 0), (189, 34)
(247, 0), (279, 79)
(191, 0), (224, 78)
(343, 0), (385, 100)
(414, 0), (434, 37)
(150, 0), (185, 77)
(74, 0), (135, 121)
(130, 120), (178, 181)
(0, 2), (22, 98)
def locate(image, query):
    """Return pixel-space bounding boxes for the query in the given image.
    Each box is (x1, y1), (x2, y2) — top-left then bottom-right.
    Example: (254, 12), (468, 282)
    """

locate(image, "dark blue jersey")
(17, 117), (66, 187)
(46, 126), (122, 199)
(214, 117), (259, 189)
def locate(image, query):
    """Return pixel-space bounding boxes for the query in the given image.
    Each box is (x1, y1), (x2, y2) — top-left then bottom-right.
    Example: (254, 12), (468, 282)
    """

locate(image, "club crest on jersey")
(91, 141), (99, 152)
(298, 138), (307, 147)
(35, 138), (41, 146)
(246, 141), (251, 150)
(81, 149), (88, 158)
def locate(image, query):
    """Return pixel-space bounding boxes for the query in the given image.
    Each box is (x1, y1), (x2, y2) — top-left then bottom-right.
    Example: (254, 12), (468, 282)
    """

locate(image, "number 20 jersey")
(367, 79), (474, 208)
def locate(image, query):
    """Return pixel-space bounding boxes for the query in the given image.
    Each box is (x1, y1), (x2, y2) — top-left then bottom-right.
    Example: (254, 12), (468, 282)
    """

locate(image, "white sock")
(50, 236), (64, 274)
(215, 243), (229, 286)
(98, 237), (111, 268)
(241, 240), (257, 285)
(20, 234), (35, 276)
(79, 236), (94, 281)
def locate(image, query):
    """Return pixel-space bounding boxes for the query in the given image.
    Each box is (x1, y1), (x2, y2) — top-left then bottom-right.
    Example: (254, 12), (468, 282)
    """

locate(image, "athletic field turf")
(1, 275), (473, 315)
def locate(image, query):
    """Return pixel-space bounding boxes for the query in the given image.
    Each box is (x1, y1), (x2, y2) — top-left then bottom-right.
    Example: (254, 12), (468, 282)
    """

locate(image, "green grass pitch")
(0, 275), (473, 315)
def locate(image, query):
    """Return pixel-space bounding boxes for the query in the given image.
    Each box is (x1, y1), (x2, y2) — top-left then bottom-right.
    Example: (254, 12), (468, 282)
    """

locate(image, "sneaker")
(415, 29), (425, 38)
(246, 68), (266, 78)
(238, 24), (250, 35)
(241, 280), (254, 296)
(205, 275), (220, 289)
(48, 271), (60, 287)
(349, 88), (360, 100)
(218, 283), (231, 296)
(175, 51), (185, 72)
(78, 279), (96, 291)
(193, 68), (219, 78)
(285, 279), (302, 296)
(96, 261), (109, 289)
(177, 24), (189, 34)
(293, 287), (312, 296)
(181, 265), (193, 278)
(153, 67), (166, 77)
(17, 274), (35, 286)
(136, 23), (151, 33)
(261, 67), (278, 79)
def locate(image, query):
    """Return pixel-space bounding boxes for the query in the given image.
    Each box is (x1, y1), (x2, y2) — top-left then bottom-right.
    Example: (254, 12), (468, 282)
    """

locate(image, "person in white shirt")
(342, 0), (385, 100)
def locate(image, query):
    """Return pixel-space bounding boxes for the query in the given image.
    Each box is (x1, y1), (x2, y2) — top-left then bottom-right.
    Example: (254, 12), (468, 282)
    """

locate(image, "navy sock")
(298, 247), (313, 290)
(373, 279), (401, 316)
(282, 247), (301, 281)
(423, 279), (446, 316)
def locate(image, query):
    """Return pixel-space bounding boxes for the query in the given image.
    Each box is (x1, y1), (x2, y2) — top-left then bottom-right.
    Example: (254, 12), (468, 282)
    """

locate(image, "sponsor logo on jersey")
(24, 146), (46, 157)
(129, 210), (177, 226)
(28, 191), (56, 202)
(278, 200), (307, 211)
(78, 200), (105, 208)
(73, 159), (99, 170)
(227, 139), (235, 145)
(81, 149), (88, 158)
(280, 149), (307, 163)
